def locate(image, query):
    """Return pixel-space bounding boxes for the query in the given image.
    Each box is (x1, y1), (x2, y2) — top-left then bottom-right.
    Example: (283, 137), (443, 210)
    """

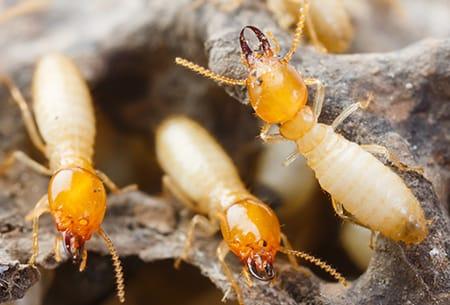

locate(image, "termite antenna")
(98, 228), (126, 303)
(282, 0), (309, 63)
(0, 76), (46, 154)
(175, 57), (247, 86)
(279, 247), (348, 286)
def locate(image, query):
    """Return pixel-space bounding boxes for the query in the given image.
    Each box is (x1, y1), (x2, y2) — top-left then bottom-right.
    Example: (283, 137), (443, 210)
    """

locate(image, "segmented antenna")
(279, 247), (348, 286)
(175, 57), (246, 86)
(98, 228), (126, 303)
(283, 0), (308, 63)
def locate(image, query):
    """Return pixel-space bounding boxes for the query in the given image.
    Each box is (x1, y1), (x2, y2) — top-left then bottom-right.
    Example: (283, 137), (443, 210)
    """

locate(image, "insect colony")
(0, 1), (432, 305)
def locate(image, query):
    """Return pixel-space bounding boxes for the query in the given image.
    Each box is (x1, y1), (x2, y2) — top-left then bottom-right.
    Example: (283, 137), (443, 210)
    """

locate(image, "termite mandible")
(156, 116), (347, 305)
(0, 53), (134, 303)
(175, 1), (428, 244)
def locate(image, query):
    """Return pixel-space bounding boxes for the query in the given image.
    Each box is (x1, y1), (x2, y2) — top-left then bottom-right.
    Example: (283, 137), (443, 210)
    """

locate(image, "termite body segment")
(157, 116), (346, 305)
(0, 53), (130, 303)
(175, 1), (428, 244)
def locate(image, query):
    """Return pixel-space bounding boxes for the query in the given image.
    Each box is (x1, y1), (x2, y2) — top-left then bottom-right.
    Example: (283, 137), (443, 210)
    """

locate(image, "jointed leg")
(282, 0), (308, 63)
(331, 197), (371, 230)
(260, 123), (284, 144)
(331, 93), (373, 130)
(241, 267), (253, 287)
(162, 175), (203, 213)
(360, 144), (424, 175)
(0, 151), (51, 176)
(53, 235), (62, 263)
(217, 241), (244, 305)
(28, 194), (50, 265)
(175, 214), (218, 268)
(95, 170), (137, 194)
(175, 57), (246, 86)
(283, 150), (300, 167)
(304, 77), (325, 121)
(0, 76), (46, 154)
(79, 248), (88, 272)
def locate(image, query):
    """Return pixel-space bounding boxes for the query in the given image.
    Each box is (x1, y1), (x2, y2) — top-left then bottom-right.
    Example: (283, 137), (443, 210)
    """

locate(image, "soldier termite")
(0, 53), (134, 303)
(175, 1), (428, 244)
(156, 116), (347, 305)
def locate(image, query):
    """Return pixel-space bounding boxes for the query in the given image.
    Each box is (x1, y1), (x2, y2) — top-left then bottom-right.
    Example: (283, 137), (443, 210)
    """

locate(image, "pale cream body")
(296, 123), (427, 243)
(156, 117), (255, 217)
(32, 53), (95, 171)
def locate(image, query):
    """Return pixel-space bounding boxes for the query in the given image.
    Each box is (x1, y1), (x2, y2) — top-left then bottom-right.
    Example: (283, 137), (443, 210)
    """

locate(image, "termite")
(267, 0), (354, 53)
(175, 1), (428, 244)
(0, 53), (134, 303)
(156, 116), (347, 305)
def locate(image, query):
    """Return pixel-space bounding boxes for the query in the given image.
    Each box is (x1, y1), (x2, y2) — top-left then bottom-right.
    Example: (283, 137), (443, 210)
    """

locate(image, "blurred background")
(1, 0), (449, 304)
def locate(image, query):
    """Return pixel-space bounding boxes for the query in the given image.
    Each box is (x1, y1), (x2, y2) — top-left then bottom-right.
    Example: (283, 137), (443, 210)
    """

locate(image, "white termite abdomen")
(296, 124), (427, 243)
(32, 53), (95, 171)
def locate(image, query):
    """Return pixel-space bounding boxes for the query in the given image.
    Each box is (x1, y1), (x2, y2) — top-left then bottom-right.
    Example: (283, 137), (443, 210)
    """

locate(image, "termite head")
(240, 26), (308, 124)
(221, 199), (280, 281)
(48, 167), (107, 262)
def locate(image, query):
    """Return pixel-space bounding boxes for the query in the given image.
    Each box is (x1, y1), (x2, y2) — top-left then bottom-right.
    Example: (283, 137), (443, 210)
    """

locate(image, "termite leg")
(331, 197), (372, 231)
(28, 194), (50, 265)
(303, 3), (328, 53)
(304, 77), (325, 121)
(260, 123), (284, 144)
(266, 31), (281, 56)
(162, 175), (203, 213)
(283, 150), (300, 167)
(79, 248), (88, 272)
(217, 240), (244, 305)
(360, 144), (424, 175)
(53, 235), (62, 263)
(331, 94), (374, 130)
(369, 231), (379, 250)
(95, 170), (137, 195)
(241, 267), (254, 287)
(0, 151), (51, 176)
(281, 233), (299, 268)
(282, 0), (308, 63)
(174, 214), (217, 269)
(0, 76), (46, 154)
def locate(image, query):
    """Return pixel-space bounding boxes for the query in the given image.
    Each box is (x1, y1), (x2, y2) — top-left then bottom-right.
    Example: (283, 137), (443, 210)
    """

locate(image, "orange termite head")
(48, 167), (107, 263)
(239, 26), (308, 124)
(220, 199), (281, 281)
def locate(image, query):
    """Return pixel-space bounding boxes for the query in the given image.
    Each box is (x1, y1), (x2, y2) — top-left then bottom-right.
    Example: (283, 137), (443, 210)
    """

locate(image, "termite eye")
(262, 240), (268, 247)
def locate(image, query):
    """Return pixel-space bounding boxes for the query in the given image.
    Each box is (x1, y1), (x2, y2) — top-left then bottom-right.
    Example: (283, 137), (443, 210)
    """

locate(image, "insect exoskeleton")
(0, 53), (135, 303)
(156, 116), (346, 305)
(175, 0), (428, 244)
